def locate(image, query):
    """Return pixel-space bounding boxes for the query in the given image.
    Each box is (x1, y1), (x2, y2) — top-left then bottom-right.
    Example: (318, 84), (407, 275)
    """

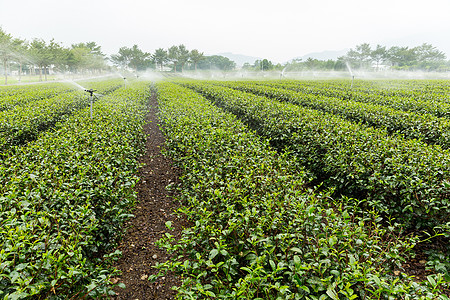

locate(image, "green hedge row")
(265, 79), (450, 102)
(155, 81), (447, 299)
(0, 83), (73, 111)
(0, 91), (89, 153)
(0, 79), (127, 156)
(217, 81), (450, 149)
(0, 82), (149, 299)
(265, 80), (450, 118)
(77, 77), (127, 95)
(183, 82), (450, 231)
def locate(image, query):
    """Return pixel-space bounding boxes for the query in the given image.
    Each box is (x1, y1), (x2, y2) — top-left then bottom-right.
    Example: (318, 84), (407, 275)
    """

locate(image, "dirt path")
(111, 92), (184, 299)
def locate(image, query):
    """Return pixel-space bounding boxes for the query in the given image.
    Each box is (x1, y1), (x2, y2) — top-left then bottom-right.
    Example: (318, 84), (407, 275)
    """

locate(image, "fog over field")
(1, 0), (450, 63)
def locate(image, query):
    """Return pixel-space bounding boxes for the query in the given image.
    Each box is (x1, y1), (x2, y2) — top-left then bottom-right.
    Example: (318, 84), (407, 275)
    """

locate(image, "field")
(0, 78), (449, 299)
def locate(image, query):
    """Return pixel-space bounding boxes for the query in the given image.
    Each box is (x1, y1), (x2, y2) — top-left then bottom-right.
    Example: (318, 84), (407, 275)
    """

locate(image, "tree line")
(233, 43), (449, 73)
(0, 28), (237, 84)
(0, 28), (109, 84)
(284, 43), (450, 72)
(2, 25), (449, 85)
(0, 29), (233, 84)
(110, 44), (236, 72)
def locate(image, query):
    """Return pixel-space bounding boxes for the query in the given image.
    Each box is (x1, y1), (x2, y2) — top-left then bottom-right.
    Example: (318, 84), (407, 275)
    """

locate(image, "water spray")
(345, 61), (355, 89)
(280, 66), (287, 79)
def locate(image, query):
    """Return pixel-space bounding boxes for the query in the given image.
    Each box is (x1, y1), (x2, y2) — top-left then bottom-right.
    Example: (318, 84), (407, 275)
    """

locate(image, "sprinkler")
(85, 89), (97, 118)
(345, 61), (355, 89)
(123, 77), (127, 88)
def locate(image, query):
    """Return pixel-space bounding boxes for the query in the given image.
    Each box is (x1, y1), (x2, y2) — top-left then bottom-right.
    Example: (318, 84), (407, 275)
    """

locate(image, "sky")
(1, 0), (450, 63)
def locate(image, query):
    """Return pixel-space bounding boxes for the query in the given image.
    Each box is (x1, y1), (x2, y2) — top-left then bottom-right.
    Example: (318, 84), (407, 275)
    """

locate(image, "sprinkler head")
(85, 89), (97, 96)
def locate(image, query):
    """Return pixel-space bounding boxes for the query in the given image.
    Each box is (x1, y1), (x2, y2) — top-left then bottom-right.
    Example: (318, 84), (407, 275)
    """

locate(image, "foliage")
(0, 27), (109, 83)
(342, 43), (448, 71)
(154, 81), (449, 299)
(189, 49), (205, 71)
(182, 81), (450, 233)
(153, 48), (169, 71)
(242, 59), (281, 71)
(110, 45), (153, 71)
(263, 79), (450, 118)
(283, 43), (449, 72)
(163, 45), (207, 72)
(0, 79), (125, 156)
(218, 80), (450, 149)
(0, 83), (72, 111)
(0, 81), (150, 298)
(197, 55), (236, 71)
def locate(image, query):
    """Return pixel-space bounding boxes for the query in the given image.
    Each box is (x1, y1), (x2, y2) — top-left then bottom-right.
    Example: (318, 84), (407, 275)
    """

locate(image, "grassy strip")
(155, 82), (447, 299)
(182, 81), (450, 232)
(0, 82), (150, 299)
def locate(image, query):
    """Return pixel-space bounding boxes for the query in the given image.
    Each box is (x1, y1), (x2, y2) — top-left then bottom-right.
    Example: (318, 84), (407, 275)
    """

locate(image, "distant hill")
(292, 49), (349, 62)
(215, 52), (262, 67)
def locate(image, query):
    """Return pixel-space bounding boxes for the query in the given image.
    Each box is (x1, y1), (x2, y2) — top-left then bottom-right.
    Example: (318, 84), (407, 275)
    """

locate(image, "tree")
(304, 58), (318, 70)
(345, 43), (372, 69)
(197, 55), (236, 71)
(111, 45), (151, 72)
(110, 47), (131, 70)
(189, 49), (204, 71)
(72, 42), (108, 73)
(177, 44), (190, 72)
(85, 41), (105, 57)
(261, 59), (273, 71)
(128, 45), (152, 71)
(29, 38), (51, 81)
(387, 46), (416, 68)
(153, 48), (168, 71)
(414, 43), (446, 71)
(0, 28), (13, 84)
(71, 44), (92, 74)
(371, 45), (388, 71)
(253, 59), (274, 71)
(47, 39), (68, 74)
(168, 46), (180, 72)
(10, 38), (30, 82)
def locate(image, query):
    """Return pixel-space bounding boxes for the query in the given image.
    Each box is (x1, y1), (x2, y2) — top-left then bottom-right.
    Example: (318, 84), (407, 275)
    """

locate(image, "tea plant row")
(264, 80), (450, 118)
(0, 82), (149, 299)
(0, 79), (127, 156)
(217, 81), (450, 149)
(182, 81), (450, 233)
(0, 83), (73, 111)
(0, 78), (124, 112)
(155, 82), (447, 299)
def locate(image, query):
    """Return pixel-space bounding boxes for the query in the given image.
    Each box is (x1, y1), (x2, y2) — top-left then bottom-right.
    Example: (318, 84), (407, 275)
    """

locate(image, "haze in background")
(1, 0), (449, 63)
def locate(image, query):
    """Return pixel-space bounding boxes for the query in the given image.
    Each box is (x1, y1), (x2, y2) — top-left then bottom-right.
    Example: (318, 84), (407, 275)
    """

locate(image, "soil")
(111, 92), (186, 300)
(108, 91), (449, 298)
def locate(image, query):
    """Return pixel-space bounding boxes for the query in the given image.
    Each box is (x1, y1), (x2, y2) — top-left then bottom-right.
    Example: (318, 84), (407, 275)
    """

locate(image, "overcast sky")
(1, 0), (449, 63)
